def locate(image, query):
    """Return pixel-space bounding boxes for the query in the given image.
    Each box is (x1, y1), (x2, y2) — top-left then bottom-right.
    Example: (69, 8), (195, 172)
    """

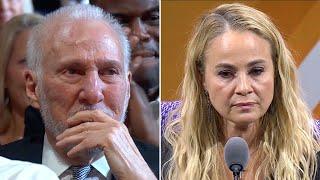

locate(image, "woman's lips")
(233, 102), (256, 110)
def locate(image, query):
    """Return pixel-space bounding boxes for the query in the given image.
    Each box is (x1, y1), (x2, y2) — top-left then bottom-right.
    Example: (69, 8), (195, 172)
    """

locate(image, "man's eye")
(18, 58), (27, 65)
(143, 12), (159, 26)
(249, 67), (264, 76)
(99, 68), (120, 76)
(113, 15), (130, 26)
(65, 68), (83, 75)
(218, 70), (234, 78)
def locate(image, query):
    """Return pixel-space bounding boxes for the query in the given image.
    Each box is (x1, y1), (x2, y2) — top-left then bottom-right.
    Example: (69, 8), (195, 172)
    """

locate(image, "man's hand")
(56, 110), (156, 180)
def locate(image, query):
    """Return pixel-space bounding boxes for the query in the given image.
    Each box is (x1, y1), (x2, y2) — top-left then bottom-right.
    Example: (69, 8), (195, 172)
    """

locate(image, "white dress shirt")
(0, 156), (58, 180)
(42, 133), (111, 179)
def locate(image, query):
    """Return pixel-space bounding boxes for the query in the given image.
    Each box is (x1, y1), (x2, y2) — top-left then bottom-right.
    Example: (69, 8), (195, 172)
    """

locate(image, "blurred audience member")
(91, 0), (159, 147)
(61, 0), (89, 6)
(0, 14), (43, 145)
(33, 0), (89, 15)
(0, 156), (58, 180)
(0, 0), (24, 29)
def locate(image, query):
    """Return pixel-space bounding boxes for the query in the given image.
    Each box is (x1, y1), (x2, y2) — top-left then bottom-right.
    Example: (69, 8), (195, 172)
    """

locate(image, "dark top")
(0, 106), (159, 178)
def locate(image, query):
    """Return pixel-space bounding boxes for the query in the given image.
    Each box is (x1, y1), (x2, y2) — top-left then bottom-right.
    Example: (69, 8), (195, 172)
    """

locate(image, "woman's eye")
(250, 67), (264, 76)
(218, 70), (234, 78)
(18, 58), (27, 65)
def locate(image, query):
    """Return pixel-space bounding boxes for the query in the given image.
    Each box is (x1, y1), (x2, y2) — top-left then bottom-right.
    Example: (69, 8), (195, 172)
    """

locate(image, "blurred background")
(161, 0), (320, 119)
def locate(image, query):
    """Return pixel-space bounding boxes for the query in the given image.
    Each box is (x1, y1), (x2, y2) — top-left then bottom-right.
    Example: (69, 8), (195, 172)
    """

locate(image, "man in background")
(91, 0), (159, 147)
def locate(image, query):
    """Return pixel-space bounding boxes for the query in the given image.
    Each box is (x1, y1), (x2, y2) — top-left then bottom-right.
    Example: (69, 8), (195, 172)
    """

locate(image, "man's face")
(35, 20), (130, 137)
(94, 0), (159, 94)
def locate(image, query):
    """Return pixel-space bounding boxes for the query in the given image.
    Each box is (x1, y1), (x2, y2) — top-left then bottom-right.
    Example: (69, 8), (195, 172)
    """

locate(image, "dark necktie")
(71, 165), (91, 180)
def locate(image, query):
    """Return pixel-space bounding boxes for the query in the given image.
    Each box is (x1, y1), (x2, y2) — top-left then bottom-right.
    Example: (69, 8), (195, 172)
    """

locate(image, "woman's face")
(5, 29), (30, 112)
(0, 0), (24, 27)
(203, 30), (274, 126)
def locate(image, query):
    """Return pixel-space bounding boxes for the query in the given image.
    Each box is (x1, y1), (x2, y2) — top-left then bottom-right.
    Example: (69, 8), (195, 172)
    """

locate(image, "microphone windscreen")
(224, 137), (249, 170)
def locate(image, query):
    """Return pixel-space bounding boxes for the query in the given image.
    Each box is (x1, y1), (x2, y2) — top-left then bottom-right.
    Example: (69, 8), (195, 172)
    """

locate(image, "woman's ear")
(203, 82), (207, 92)
(202, 72), (207, 92)
(197, 59), (207, 91)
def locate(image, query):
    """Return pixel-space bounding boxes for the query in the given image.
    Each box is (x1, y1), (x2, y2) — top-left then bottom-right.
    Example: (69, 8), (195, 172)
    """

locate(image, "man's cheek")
(147, 26), (159, 39)
(104, 87), (127, 115)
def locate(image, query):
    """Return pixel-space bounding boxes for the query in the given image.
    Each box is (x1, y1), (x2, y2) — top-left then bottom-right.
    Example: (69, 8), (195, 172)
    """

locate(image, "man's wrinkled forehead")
(42, 20), (122, 62)
(56, 22), (118, 49)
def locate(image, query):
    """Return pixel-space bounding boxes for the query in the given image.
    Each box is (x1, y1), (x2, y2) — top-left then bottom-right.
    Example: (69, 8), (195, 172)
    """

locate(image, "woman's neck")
(222, 120), (264, 179)
(0, 106), (25, 145)
(223, 120), (261, 153)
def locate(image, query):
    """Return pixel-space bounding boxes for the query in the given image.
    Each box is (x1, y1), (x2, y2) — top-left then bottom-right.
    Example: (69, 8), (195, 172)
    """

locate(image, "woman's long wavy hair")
(164, 3), (320, 180)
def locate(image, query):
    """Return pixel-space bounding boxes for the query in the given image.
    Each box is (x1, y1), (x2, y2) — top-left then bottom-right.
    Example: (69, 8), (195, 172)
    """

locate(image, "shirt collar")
(42, 133), (110, 177)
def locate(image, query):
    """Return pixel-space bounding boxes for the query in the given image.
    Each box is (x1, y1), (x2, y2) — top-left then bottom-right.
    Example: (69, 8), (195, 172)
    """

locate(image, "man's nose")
(79, 72), (104, 105)
(130, 18), (151, 42)
(235, 73), (253, 96)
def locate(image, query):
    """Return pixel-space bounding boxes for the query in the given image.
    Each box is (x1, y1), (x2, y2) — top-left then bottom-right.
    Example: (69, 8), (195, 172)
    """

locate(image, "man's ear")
(25, 70), (40, 109)
(127, 71), (132, 84)
(127, 71), (132, 98)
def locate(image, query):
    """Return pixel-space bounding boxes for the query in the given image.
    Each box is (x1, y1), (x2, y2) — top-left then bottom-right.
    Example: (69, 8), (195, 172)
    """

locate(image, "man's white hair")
(26, 4), (131, 77)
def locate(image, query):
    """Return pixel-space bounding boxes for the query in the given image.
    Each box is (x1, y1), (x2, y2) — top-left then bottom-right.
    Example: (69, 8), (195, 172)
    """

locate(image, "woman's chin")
(229, 113), (260, 126)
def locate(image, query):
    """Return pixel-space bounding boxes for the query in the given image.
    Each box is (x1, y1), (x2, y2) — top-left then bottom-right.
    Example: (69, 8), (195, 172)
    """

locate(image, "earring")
(4, 88), (9, 106)
(204, 90), (211, 105)
(204, 90), (214, 121)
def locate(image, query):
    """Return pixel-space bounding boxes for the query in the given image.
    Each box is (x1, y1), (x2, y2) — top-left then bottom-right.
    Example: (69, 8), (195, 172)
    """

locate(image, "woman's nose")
(235, 74), (253, 96)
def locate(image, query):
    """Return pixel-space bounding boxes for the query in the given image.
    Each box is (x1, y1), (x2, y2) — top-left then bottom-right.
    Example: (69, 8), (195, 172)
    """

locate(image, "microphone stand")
(233, 171), (240, 180)
(230, 164), (242, 180)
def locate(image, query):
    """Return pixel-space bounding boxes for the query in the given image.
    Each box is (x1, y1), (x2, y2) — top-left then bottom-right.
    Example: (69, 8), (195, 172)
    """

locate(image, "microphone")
(224, 137), (250, 180)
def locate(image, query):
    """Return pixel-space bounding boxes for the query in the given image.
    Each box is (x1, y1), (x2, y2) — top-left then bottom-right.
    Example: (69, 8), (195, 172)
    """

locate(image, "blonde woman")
(0, 14), (43, 145)
(162, 3), (320, 180)
(0, 0), (24, 29)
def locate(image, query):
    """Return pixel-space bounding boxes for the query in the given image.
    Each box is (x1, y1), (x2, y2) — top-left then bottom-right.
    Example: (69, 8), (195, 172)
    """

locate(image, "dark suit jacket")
(0, 106), (159, 178)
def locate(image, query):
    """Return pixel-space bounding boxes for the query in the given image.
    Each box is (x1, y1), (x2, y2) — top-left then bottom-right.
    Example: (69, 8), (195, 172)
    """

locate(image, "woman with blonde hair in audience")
(162, 3), (320, 180)
(0, 14), (43, 145)
(0, 0), (25, 29)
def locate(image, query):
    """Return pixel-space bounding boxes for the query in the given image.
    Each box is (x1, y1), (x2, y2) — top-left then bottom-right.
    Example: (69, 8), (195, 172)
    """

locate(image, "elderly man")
(91, 0), (159, 147)
(0, 5), (158, 180)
